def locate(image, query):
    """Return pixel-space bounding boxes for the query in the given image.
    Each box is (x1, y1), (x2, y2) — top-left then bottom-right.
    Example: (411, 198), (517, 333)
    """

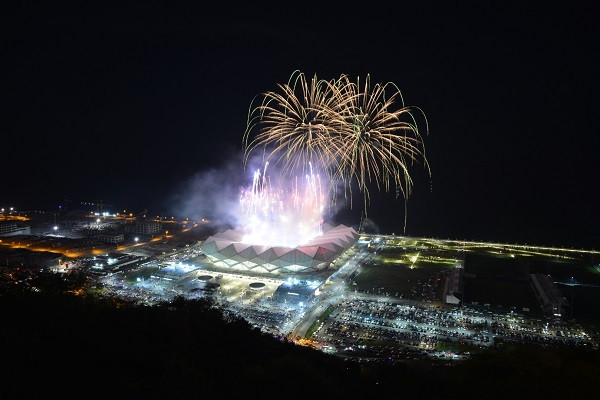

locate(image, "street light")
(53, 226), (58, 231)
(134, 237), (139, 243)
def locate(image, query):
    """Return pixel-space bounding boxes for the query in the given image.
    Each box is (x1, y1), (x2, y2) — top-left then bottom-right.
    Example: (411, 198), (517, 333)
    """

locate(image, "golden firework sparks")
(244, 71), (429, 231)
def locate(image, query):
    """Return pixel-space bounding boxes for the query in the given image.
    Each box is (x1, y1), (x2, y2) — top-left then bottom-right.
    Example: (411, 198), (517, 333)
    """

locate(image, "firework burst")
(333, 74), (429, 210)
(243, 70), (348, 176)
(244, 71), (429, 229)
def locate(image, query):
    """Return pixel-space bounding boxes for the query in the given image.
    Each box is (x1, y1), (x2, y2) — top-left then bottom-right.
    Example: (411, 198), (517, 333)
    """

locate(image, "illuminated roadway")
(0, 220), (201, 258)
(288, 240), (384, 340)
(363, 233), (600, 255)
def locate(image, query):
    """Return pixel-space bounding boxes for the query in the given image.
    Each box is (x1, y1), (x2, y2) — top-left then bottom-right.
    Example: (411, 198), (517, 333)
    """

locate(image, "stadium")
(200, 224), (359, 274)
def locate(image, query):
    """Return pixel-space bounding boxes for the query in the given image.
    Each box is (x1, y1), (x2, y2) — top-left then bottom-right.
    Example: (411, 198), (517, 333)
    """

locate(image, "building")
(0, 248), (60, 269)
(134, 220), (161, 236)
(200, 224), (359, 274)
(150, 262), (198, 281)
(97, 232), (125, 244)
(529, 273), (569, 317)
(444, 267), (464, 304)
(0, 223), (31, 237)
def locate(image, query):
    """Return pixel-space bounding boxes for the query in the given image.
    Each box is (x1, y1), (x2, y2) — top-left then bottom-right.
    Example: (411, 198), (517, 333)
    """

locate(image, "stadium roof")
(200, 224), (358, 273)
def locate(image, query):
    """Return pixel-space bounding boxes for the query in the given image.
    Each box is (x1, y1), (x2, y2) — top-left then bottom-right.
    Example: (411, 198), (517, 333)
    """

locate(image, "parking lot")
(308, 296), (594, 361)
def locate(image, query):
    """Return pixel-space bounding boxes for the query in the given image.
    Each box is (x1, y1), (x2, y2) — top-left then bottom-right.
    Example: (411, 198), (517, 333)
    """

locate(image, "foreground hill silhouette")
(1, 287), (599, 399)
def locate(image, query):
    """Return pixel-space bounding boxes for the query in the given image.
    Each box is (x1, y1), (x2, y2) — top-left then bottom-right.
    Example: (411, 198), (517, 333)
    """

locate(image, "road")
(287, 240), (383, 340)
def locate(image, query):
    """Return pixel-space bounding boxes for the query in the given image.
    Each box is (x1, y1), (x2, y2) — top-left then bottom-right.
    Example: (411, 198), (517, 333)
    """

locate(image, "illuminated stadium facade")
(200, 224), (359, 274)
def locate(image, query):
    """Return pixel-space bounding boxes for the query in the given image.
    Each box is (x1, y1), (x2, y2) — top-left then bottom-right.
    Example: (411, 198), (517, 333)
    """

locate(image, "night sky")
(2, 3), (598, 247)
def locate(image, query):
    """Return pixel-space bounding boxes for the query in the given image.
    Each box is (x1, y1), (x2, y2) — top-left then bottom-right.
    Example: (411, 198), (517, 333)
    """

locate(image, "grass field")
(352, 258), (453, 299)
(464, 254), (524, 279)
(376, 248), (463, 269)
(465, 253), (600, 286)
(462, 277), (539, 311)
(556, 283), (600, 321)
(529, 261), (600, 286)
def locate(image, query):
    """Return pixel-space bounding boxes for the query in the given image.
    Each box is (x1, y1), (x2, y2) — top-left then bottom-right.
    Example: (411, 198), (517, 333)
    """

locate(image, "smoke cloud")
(169, 150), (353, 237)
(169, 152), (248, 230)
